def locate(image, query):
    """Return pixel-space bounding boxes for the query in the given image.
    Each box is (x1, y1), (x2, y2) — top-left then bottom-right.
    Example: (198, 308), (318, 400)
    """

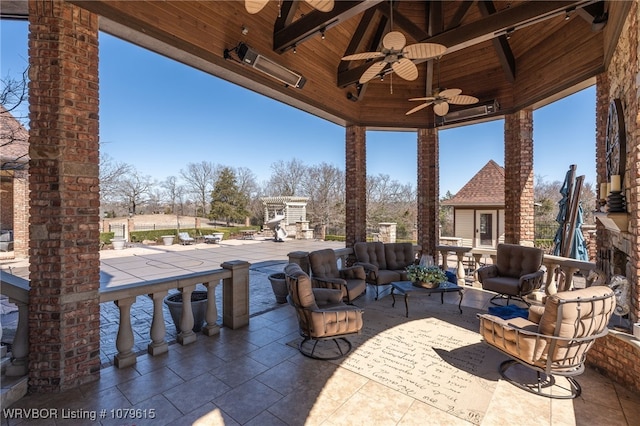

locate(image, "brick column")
(28, 0), (100, 392)
(504, 109), (535, 245)
(417, 128), (439, 258)
(345, 125), (366, 247)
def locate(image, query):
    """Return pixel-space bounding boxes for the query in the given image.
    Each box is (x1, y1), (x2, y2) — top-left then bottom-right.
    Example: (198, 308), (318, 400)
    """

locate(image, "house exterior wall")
(454, 209), (474, 247)
(589, 1), (640, 395)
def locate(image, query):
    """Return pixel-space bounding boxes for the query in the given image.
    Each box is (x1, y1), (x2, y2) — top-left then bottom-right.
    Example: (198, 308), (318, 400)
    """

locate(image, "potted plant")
(163, 291), (208, 332)
(268, 272), (288, 304)
(406, 265), (447, 289)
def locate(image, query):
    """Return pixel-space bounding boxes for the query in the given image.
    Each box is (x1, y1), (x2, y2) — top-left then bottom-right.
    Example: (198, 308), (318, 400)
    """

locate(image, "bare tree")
(161, 176), (184, 215)
(265, 158), (306, 196)
(301, 162), (345, 232)
(99, 153), (132, 204)
(116, 169), (153, 215)
(180, 161), (216, 217)
(1, 69), (29, 170)
(366, 174), (416, 239)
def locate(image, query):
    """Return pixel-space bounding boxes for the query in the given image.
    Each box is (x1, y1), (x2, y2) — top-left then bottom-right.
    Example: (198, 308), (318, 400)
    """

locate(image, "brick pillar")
(504, 109), (535, 245)
(417, 128), (439, 258)
(345, 125), (366, 247)
(28, 0), (100, 392)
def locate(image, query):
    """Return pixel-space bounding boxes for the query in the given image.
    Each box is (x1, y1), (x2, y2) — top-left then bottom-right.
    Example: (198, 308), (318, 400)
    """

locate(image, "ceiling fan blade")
(245, 0), (269, 14)
(359, 61), (387, 83)
(406, 102), (433, 115)
(448, 94), (480, 105)
(392, 58), (418, 81)
(382, 31), (407, 50)
(433, 102), (450, 116)
(409, 96), (436, 102)
(439, 88), (462, 99)
(341, 52), (384, 61)
(403, 43), (447, 60)
(305, 0), (334, 12)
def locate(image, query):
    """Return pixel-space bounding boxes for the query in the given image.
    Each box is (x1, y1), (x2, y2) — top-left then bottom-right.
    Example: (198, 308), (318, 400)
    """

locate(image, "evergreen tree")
(210, 167), (249, 225)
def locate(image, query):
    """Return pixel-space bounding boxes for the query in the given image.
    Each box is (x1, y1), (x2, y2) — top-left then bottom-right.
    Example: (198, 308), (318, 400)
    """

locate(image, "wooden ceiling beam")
(338, 0), (593, 87)
(447, 1), (474, 30)
(478, 1), (516, 83)
(338, 7), (378, 73)
(273, 0), (384, 53)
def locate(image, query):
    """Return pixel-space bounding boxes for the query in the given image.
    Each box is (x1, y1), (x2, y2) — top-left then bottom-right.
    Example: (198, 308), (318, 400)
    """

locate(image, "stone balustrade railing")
(1, 273), (29, 376)
(1, 260), (250, 373)
(440, 246), (597, 293)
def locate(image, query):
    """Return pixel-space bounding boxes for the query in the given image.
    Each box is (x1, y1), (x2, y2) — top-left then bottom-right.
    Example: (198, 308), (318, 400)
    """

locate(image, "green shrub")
(325, 234), (345, 242)
(100, 232), (115, 244)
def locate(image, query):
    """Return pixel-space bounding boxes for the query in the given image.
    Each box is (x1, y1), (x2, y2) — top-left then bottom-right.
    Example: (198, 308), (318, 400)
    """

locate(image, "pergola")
(1, 0), (637, 394)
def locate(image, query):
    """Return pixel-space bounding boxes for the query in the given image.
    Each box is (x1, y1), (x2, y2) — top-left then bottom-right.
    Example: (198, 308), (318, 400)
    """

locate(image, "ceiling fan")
(341, 1), (446, 84)
(406, 88), (479, 116)
(342, 32), (446, 84)
(245, 0), (334, 14)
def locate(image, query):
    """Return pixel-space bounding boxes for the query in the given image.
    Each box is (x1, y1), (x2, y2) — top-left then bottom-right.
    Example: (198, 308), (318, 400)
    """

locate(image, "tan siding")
(455, 209), (474, 247)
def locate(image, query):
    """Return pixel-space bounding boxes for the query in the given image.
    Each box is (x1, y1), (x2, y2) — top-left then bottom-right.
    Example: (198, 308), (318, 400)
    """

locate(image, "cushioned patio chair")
(178, 232), (195, 245)
(284, 263), (363, 360)
(478, 286), (615, 399)
(477, 243), (545, 306)
(308, 248), (367, 303)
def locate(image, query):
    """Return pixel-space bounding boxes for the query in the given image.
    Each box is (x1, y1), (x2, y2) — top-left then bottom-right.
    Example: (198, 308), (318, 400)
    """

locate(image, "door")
(476, 211), (494, 247)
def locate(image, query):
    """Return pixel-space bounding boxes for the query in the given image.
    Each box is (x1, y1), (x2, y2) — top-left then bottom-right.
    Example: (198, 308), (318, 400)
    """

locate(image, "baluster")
(178, 285), (196, 345)
(114, 296), (137, 368)
(558, 266), (579, 292)
(543, 260), (560, 296)
(202, 281), (220, 336)
(5, 299), (29, 376)
(455, 251), (467, 286)
(147, 291), (168, 356)
(439, 248), (449, 270)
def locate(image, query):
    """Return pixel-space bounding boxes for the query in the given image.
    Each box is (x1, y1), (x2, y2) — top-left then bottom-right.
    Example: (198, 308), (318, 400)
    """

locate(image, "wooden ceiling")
(7, 1), (631, 128)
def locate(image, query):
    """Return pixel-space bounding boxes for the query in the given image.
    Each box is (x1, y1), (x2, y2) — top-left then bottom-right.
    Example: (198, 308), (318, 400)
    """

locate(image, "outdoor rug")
(289, 296), (507, 425)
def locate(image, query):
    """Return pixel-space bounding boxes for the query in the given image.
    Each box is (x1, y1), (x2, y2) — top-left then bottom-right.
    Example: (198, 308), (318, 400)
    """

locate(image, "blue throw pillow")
(445, 271), (457, 283)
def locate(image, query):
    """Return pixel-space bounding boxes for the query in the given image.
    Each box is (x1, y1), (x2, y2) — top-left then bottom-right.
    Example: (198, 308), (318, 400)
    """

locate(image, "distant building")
(441, 160), (505, 248)
(0, 104), (29, 258)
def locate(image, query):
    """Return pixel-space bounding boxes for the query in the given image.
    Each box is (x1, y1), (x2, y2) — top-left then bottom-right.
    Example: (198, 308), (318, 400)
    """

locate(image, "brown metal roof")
(442, 160), (505, 206)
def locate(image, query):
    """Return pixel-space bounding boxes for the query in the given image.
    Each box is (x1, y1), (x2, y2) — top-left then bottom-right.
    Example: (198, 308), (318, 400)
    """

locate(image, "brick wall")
(503, 109), (535, 245)
(345, 125), (366, 247)
(28, 0), (101, 392)
(12, 169), (29, 258)
(588, 333), (640, 394)
(417, 128), (439, 258)
(588, 1), (640, 395)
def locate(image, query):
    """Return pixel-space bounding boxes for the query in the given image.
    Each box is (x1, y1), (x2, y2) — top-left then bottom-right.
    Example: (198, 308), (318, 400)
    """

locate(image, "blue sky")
(1, 19), (596, 194)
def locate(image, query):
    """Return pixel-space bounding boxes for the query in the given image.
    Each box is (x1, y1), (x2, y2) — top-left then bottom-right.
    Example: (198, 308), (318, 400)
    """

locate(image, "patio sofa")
(353, 242), (418, 300)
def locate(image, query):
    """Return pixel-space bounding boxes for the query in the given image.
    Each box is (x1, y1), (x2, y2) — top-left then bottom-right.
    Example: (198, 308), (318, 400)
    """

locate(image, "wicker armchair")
(308, 248), (367, 303)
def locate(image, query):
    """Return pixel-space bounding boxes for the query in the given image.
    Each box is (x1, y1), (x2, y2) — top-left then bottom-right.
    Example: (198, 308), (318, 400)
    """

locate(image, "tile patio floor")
(1, 237), (639, 425)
